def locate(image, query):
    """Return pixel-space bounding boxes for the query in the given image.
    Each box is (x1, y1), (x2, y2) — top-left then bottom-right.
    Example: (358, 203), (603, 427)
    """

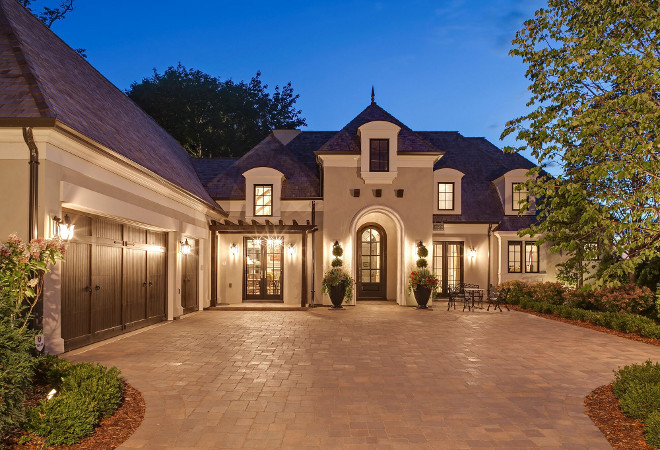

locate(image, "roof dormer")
(358, 121), (401, 184)
(493, 169), (536, 215)
(243, 167), (285, 220)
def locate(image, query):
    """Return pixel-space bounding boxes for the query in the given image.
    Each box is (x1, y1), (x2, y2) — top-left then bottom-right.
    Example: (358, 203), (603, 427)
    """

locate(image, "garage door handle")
(148, 281), (153, 287)
(142, 282), (147, 287)
(94, 285), (100, 291)
(84, 286), (92, 293)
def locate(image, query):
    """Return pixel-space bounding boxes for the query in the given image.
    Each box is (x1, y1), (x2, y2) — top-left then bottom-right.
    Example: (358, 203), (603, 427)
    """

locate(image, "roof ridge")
(0, 0), (54, 118)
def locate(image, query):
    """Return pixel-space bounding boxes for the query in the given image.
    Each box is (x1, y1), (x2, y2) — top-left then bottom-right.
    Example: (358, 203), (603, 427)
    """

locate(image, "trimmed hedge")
(26, 361), (123, 446)
(612, 361), (660, 448)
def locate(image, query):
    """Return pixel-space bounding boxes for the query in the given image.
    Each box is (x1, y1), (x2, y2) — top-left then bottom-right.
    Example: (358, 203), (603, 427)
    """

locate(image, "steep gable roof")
(205, 134), (322, 199)
(318, 103), (438, 153)
(0, 0), (219, 209)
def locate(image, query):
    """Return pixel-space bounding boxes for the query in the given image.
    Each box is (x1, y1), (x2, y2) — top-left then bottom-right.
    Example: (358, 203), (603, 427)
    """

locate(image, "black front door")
(433, 241), (464, 296)
(244, 237), (283, 301)
(357, 224), (387, 299)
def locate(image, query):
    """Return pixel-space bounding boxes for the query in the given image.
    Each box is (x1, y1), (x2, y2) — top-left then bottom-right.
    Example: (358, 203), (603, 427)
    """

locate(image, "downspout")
(23, 127), (39, 240)
(310, 201), (316, 306)
(210, 228), (218, 307)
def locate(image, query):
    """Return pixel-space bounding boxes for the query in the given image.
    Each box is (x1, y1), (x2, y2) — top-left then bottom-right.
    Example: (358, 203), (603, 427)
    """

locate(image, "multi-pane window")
(525, 242), (539, 273)
(433, 241), (463, 295)
(254, 184), (272, 216)
(512, 182), (528, 211)
(508, 242), (522, 273)
(244, 237), (283, 300)
(508, 241), (540, 273)
(369, 139), (389, 172)
(438, 182), (454, 210)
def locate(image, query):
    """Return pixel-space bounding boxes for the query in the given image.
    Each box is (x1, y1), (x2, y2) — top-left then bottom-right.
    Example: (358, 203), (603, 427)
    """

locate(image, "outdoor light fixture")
(230, 243), (238, 257)
(469, 247), (477, 260)
(180, 239), (191, 255)
(53, 214), (75, 241)
(288, 243), (296, 257)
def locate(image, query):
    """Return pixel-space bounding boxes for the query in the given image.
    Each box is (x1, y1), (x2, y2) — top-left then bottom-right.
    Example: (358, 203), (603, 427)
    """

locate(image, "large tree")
(503, 0), (660, 285)
(18, 0), (74, 27)
(127, 64), (307, 158)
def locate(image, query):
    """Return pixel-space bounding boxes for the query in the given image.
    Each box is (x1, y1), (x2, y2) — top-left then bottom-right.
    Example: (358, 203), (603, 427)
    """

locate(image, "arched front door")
(357, 223), (387, 300)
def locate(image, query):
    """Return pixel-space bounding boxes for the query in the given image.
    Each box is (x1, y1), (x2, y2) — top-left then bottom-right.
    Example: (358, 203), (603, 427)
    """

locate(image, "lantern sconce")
(468, 247), (477, 260)
(180, 239), (191, 255)
(230, 243), (238, 257)
(288, 243), (296, 257)
(53, 214), (75, 241)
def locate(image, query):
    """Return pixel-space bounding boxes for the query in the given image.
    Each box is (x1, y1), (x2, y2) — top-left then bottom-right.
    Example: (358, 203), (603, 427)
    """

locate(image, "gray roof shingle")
(0, 0), (219, 210)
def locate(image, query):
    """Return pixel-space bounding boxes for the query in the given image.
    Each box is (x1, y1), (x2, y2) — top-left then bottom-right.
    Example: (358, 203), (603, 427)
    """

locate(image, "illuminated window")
(508, 241), (522, 273)
(369, 139), (389, 172)
(525, 242), (539, 273)
(512, 182), (528, 211)
(438, 183), (454, 210)
(254, 185), (273, 216)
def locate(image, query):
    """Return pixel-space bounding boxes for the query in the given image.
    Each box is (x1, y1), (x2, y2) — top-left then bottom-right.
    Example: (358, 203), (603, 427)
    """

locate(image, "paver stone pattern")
(65, 303), (660, 449)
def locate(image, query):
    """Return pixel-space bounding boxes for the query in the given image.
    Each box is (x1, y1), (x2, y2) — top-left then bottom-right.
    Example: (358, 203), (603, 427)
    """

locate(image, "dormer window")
(254, 184), (273, 216)
(437, 182), (454, 210)
(369, 139), (389, 172)
(512, 182), (528, 211)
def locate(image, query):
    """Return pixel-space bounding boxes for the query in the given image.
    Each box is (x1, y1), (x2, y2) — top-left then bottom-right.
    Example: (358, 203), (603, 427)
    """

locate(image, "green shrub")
(645, 410), (660, 449)
(613, 361), (660, 399)
(0, 322), (37, 442)
(26, 362), (123, 445)
(34, 355), (72, 390)
(619, 383), (660, 421)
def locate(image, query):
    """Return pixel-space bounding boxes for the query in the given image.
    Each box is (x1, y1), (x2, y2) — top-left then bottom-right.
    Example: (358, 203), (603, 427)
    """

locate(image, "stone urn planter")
(328, 283), (346, 309)
(413, 285), (432, 309)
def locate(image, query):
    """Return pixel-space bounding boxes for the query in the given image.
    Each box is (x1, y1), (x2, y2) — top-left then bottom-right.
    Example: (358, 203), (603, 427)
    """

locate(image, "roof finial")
(371, 85), (375, 104)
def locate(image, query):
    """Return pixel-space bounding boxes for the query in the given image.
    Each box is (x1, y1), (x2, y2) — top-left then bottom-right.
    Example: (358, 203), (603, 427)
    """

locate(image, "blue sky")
(51, 0), (546, 162)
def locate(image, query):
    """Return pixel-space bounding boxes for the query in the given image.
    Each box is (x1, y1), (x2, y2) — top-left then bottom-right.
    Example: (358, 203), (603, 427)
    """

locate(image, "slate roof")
(0, 0), (220, 210)
(202, 101), (539, 230)
(191, 158), (236, 186)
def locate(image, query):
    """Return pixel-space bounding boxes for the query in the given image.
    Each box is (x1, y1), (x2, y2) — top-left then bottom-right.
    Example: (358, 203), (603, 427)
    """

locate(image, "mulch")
(585, 384), (653, 450)
(6, 381), (145, 449)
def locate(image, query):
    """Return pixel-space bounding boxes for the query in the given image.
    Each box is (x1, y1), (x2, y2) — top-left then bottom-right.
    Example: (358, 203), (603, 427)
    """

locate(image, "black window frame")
(437, 182), (455, 210)
(525, 241), (540, 273)
(512, 182), (528, 211)
(243, 236), (284, 301)
(369, 139), (389, 172)
(254, 184), (273, 217)
(508, 241), (522, 273)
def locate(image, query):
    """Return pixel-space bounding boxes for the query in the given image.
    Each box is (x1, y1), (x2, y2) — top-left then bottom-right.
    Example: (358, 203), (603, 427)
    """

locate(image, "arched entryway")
(349, 206), (406, 305)
(357, 223), (387, 300)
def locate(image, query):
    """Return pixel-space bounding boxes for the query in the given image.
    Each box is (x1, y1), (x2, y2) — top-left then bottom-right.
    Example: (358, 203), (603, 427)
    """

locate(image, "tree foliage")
(127, 64), (307, 158)
(503, 0), (660, 285)
(18, 0), (74, 27)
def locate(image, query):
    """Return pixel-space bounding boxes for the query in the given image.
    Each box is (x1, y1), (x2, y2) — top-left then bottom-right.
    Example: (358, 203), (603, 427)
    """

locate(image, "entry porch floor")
(64, 303), (660, 449)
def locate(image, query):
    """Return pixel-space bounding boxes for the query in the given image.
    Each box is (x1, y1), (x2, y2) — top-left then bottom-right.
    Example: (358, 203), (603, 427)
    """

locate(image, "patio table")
(464, 288), (484, 310)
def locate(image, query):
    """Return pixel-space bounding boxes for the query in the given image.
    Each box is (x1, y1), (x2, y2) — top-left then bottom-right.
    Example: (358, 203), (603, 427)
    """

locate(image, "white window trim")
(243, 167), (284, 221)
(358, 121), (401, 184)
(433, 168), (464, 215)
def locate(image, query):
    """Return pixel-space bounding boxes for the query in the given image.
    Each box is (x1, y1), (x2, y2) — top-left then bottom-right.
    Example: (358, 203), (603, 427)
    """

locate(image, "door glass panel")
(360, 227), (381, 283)
(433, 243), (443, 285)
(447, 244), (461, 288)
(246, 239), (262, 296)
(266, 239), (282, 296)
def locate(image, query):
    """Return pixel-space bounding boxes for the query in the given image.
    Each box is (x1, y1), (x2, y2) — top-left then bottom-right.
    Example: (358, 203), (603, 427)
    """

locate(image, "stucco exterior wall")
(495, 231), (560, 284)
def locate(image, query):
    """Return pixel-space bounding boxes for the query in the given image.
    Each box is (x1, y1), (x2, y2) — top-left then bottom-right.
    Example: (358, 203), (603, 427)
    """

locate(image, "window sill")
(360, 171), (397, 185)
(245, 215), (281, 222)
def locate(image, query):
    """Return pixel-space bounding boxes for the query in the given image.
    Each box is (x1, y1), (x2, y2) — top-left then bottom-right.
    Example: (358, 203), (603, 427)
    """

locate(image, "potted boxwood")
(321, 241), (354, 309)
(408, 241), (439, 309)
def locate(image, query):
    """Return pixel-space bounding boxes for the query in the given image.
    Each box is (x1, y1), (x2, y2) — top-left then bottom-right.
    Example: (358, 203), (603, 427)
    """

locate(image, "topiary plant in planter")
(408, 241), (438, 309)
(321, 241), (354, 309)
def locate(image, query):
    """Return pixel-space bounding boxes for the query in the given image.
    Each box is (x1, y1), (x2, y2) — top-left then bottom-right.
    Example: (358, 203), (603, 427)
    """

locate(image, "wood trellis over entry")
(209, 219), (318, 308)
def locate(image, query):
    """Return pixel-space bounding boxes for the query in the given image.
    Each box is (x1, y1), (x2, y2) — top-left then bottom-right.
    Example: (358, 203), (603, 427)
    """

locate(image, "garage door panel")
(92, 245), (122, 333)
(61, 242), (91, 340)
(147, 250), (166, 318)
(123, 248), (147, 324)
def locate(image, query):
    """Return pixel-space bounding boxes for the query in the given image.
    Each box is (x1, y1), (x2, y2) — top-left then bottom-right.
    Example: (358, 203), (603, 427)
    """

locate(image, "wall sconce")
(53, 214), (75, 241)
(288, 243), (296, 257)
(230, 243), (238, 257)
(468, 247), (477, 260)
(180, 239), (191, 255)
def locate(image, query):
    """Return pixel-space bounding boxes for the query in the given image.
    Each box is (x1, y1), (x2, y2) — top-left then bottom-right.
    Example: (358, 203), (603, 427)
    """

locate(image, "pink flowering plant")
(0, 234), (65, 332)
(408, 242), (439, 295)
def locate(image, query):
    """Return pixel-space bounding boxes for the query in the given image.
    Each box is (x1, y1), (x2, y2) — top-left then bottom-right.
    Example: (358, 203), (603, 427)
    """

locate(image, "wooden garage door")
(181, 237), (199, 314)
(61, 211), (167, 350)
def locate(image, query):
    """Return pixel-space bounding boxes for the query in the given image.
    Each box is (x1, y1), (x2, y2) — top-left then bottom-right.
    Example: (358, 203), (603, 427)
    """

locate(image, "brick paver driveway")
(66, 303), (660, 449)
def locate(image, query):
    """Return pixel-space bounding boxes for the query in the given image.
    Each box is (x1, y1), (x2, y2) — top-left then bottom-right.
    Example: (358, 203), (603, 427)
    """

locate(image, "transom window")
(512, 182), (528, 211)
(438, 182), (454, 210)
(508, 241), (540, 273)
(254, 184), (273, 216)
(369, 139), (389, 172)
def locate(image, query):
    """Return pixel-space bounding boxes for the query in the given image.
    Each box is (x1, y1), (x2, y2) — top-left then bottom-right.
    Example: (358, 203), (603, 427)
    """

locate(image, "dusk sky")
(51, 0), (547, 164)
